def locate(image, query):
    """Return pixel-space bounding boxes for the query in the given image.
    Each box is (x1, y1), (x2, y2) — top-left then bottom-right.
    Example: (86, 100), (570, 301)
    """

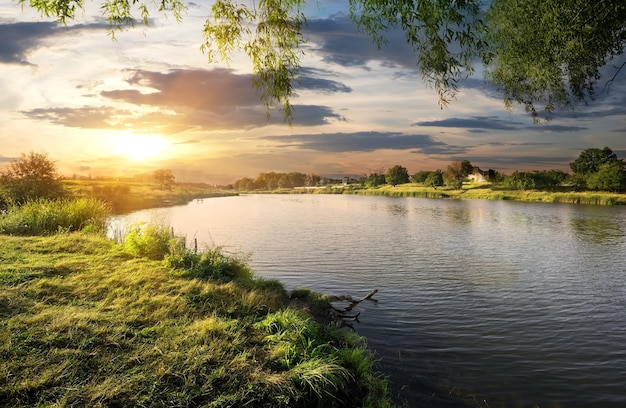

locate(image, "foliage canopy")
(570, 147), (626, 191)
(19, 0), (626, 121)
(385, 165), (410, 186)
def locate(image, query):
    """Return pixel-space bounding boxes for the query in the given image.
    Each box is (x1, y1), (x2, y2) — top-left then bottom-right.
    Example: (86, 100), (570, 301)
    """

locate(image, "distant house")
(467, 166), (490, 183)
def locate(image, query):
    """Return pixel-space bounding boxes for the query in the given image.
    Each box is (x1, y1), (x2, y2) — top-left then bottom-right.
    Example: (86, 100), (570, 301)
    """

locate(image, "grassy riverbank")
(287, 183), (626, 205)
(62, 179), (237, 213)
(0, 201), (395, 407)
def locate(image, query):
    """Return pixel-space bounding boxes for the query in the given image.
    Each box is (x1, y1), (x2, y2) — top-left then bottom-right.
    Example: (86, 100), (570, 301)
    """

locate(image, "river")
(108, 194), (626, 407)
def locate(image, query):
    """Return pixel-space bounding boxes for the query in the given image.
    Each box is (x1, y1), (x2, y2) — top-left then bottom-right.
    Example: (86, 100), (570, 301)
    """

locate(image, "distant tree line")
(233, 172), (322, 190)
(231, 148), (625, 193)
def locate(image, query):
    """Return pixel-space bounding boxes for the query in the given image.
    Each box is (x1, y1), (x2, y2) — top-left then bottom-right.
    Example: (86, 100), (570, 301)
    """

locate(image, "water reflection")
(570, 217), (625, 244)
(385, 204), (408, 216)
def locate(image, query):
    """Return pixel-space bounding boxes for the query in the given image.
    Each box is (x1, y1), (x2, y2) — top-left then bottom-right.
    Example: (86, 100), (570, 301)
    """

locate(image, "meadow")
(0, 199), (395, 407)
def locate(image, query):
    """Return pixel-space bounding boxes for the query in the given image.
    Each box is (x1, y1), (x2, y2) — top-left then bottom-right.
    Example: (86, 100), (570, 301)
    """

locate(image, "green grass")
(0, 197), (110, 235)
(0, 216), (395, 407)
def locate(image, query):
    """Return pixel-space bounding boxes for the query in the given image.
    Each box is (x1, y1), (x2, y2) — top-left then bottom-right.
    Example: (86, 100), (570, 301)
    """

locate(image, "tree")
(444, 160), (472, 190)
(385, 165), (409, 187)
(570, 147), (620, 176)
(460, 160), (474, 178)
(306, 174), (321, 187)
(360, 171), (386, 188)
(569, 147), (625, 190)
(233, 177), (256, 191)
(0, 152), (64, 207)
(585, 162), (626, 192)
(20, 0), (626, 121)
(410, 171), (432, 184)
(423, 170), (444, 188)
(153, 169), (175, 189)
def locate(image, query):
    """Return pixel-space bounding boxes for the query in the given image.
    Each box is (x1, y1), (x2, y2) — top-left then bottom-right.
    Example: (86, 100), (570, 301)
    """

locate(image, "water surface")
(109, 194), (626, 407)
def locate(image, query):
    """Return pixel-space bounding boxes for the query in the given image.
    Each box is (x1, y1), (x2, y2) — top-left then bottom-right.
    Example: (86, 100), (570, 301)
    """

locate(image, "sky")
(1, 1), (625, 185)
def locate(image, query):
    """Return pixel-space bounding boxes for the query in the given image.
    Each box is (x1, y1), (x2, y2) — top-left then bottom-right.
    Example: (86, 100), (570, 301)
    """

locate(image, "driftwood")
(328, 289), (378, 328)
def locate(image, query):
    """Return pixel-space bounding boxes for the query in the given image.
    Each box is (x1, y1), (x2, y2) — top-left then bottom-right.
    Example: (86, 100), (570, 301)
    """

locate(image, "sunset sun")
(114, 135), (170, 162)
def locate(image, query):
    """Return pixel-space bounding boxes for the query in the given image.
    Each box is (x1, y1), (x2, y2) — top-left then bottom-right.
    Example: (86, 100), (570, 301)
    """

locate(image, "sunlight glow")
(114, 134), (171, 162)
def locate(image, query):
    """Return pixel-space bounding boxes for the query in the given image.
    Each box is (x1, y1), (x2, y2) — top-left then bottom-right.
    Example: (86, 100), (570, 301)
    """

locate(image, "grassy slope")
(0, 232), (394, 407)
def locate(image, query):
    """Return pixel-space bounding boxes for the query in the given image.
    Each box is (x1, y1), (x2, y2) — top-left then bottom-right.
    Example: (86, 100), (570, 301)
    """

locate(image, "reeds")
(0, 197), (110, 235)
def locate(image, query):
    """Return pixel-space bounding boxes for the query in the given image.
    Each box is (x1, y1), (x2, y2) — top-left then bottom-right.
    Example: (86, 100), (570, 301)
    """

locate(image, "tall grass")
(0, 197), (110, 235)
(118, 222), (256, 282)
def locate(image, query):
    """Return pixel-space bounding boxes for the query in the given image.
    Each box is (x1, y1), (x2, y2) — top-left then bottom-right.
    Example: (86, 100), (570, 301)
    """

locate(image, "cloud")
(262, 131), (463, 153)
(19, 105), (190, 133)
(296, 68), (352, 94)
(20, 68), (346, 131)
(414, 116), (588, 133)
(304, 17), (416, 69)
(414, 116), (524, 131)
(0, 21), (107, 65)
(102, 68), (345, 128)
(0, 22), (58, 65)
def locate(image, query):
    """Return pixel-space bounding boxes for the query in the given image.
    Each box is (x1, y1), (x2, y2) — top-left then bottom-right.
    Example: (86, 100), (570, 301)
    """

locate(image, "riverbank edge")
(0, 198), (397, 407)
(262, 184), (626, 205)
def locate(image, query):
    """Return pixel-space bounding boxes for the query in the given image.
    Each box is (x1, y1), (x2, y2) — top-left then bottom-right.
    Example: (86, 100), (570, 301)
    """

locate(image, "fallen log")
(329, 289), (378, 328)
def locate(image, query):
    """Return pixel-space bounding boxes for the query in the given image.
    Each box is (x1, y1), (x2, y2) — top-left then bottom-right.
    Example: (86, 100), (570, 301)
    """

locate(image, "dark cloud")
(102, 68), (260, 110)
(528, 123), (587, 133)
(262, 131), (461, 153)
(480, 141), (553, 147)
(414, 116), (524, 131)
(0, 21), (107, 65)
(414, 116), (587, 133)
(304, 17), (416, 69)
(103, 68), (345, 127)
(21, 68), (345, 130)
(0, 22), (58, 65)
(295, 68), (352, 94)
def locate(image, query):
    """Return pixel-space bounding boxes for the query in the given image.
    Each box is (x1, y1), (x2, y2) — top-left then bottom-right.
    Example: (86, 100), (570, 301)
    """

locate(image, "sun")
(114, 134), (171, 162)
